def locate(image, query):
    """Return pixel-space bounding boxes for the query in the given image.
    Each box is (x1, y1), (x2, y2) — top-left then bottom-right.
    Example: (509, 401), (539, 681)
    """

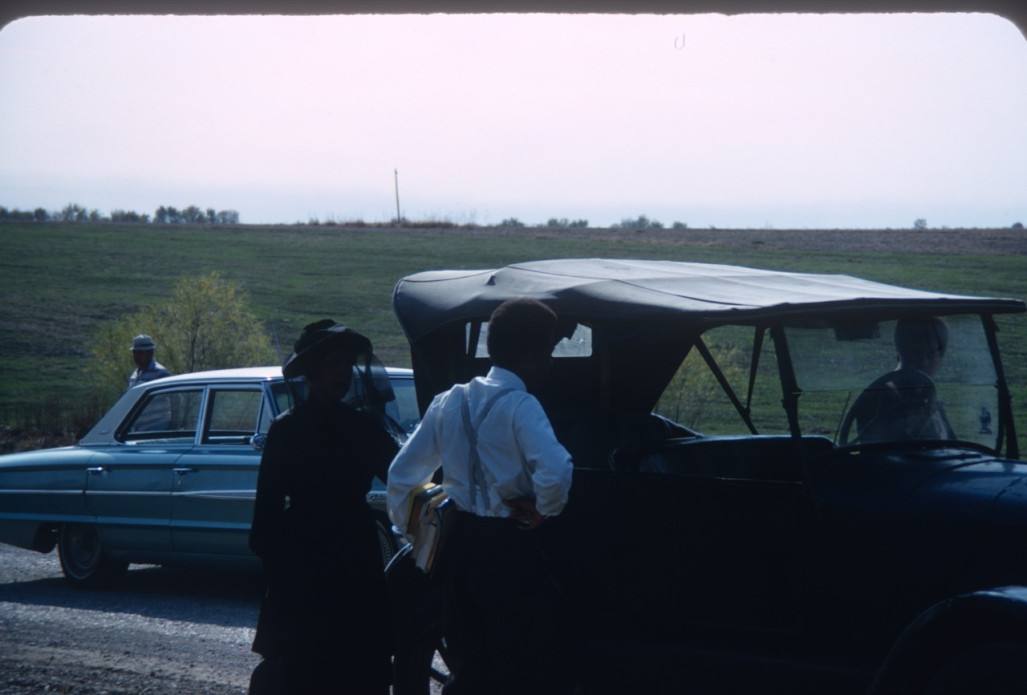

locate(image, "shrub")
(89, 271), (276, 405)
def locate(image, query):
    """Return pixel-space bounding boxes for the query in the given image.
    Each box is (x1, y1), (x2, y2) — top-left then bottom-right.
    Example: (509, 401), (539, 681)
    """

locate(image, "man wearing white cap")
(128, 334), (171, 388)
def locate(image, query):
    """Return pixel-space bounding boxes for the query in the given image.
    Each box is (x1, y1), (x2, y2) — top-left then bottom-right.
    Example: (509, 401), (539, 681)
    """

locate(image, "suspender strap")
(461, 384), (516, 512)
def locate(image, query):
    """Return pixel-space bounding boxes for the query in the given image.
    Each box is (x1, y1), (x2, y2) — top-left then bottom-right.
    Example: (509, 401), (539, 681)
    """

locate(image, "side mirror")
(250, 433), (267, 451)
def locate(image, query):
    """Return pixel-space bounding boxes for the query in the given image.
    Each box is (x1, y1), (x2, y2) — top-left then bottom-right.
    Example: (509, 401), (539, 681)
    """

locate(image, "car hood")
(901, 452), (1027, 539)
(818, 448), (1027, 514)
(816, 447), (1027, 584)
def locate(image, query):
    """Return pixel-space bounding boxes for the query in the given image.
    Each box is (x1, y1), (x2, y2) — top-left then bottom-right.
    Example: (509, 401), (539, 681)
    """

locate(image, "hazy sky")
(1, 12), (1025, 228)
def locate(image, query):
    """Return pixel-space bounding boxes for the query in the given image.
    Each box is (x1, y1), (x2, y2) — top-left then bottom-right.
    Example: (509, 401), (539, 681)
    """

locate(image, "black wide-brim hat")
(282, 319), (372, 379)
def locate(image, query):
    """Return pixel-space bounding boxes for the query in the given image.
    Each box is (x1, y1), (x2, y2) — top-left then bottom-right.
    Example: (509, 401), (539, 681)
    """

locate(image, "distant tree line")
(499, 215), (688, 230)
(0, 203), (239, 225)
(5, 203), (1021, 231)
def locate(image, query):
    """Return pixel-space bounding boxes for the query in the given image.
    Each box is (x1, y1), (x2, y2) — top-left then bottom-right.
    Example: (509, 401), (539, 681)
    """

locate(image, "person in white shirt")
(387, 298), (574, 695)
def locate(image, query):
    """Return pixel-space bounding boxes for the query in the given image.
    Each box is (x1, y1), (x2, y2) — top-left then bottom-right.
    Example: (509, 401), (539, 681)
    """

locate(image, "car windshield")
(788, 315), (999, 448)
(652, 314), (1001, 450)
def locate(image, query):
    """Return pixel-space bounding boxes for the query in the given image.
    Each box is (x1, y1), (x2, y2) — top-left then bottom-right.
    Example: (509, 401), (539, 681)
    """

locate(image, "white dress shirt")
(387, 366), (573, 535)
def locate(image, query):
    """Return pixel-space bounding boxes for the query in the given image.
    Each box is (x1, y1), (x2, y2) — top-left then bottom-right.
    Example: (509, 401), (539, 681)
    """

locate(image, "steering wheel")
(838, 368), (938, 445)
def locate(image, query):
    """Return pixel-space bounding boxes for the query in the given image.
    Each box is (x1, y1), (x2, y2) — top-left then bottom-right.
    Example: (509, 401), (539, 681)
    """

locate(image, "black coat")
(249, 397), (399, 684)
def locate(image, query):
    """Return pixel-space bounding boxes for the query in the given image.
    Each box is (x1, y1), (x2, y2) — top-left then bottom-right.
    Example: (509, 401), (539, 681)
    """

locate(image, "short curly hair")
(486, 298), (558, 369)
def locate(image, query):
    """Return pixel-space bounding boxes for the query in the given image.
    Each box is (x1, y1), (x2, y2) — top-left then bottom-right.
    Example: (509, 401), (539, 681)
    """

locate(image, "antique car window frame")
(691, 334), (759, 435)
(656, 323), (777, 437)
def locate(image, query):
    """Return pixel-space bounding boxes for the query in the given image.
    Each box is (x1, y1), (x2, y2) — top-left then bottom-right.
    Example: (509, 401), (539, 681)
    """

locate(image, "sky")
(1, 12), (1025, 229)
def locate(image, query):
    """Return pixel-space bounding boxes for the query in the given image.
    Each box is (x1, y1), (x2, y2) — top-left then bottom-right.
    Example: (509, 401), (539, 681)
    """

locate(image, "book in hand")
(407, 484), (456, 575)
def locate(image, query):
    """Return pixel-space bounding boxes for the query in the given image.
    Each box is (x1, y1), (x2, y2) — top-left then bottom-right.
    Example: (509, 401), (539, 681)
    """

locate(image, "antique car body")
(386, 258), (1027, 694)
(0, 365), (418, 585)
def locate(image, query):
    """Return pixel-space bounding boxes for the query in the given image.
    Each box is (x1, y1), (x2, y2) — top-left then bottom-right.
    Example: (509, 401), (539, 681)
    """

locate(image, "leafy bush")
(89, 271), (276, 404)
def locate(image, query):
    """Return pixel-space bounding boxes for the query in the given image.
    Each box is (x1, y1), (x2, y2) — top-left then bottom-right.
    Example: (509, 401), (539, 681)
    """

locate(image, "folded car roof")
(393, 258), (1026, 341)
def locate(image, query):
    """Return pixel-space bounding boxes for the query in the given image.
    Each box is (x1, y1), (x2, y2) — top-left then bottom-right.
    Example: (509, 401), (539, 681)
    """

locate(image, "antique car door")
(555, 321), (817, 665)
(549, 432), (818, 693)
(170, 385), (271, 559)
(608, 436), (815, 634)
(84, 386), (204, 553)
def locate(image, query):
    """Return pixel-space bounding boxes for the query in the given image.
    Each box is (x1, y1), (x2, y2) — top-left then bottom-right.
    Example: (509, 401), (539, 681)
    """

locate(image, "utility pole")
(394, 168), (402, 225)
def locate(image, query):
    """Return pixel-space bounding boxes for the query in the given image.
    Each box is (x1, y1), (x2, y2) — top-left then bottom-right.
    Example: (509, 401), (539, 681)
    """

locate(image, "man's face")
(916, 340), (945, 378)
(131, 349), (152, 370)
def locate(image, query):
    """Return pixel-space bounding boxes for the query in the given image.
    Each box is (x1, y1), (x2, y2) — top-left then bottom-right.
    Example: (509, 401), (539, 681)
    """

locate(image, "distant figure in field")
(127, 334), (171, 389)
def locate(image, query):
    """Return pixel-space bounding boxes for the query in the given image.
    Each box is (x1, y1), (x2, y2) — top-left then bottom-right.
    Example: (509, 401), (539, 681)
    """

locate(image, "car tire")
(392, 588), (448, 695)
(925, 641), (1027, 695)
(57, 523), (128, 587)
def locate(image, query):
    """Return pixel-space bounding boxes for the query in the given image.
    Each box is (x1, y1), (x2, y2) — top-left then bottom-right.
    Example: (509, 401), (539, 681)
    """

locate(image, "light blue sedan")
(0, 366), (418, 586)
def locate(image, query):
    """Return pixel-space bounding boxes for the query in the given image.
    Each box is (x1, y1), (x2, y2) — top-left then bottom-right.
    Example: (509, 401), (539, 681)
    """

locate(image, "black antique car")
(385, 258), (1027, 694)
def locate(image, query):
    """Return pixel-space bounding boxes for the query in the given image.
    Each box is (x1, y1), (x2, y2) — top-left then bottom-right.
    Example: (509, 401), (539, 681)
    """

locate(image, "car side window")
(122, 389), (203, 443)
(655, 325), (787, 436)
(385, 378), (421, 435)
(272, 380), (301, 414)
(203, 389), (265, 445)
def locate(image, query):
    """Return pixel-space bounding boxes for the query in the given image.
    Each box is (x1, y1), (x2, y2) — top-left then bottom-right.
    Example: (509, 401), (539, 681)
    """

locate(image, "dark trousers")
(441, 513), (571, 695)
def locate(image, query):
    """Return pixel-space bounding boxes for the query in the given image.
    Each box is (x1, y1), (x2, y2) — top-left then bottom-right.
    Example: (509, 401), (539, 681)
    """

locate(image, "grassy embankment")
(2, 222), (1025, 452)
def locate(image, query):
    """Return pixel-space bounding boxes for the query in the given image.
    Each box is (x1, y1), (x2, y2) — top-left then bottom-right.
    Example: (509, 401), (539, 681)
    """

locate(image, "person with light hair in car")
(852, 317), (954, 443)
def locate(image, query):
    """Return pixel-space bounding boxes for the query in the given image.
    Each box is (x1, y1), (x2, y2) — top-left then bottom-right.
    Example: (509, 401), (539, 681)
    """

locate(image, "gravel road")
(0, 544), (262, 694)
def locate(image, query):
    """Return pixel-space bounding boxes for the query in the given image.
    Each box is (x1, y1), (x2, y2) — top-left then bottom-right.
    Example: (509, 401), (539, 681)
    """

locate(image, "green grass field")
(2, 222), (1026, 453)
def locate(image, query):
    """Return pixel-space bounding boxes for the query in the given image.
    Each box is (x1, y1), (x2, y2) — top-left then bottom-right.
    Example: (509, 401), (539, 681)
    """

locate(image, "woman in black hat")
(248, 320), (399, 694)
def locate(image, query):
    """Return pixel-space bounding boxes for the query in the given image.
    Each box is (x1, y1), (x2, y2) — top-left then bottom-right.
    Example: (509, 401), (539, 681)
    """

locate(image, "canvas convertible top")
(393, 258), (1026, 342)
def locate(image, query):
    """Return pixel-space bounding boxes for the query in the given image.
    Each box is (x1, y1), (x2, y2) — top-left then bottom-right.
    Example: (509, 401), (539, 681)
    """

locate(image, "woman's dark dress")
(249, 397), (398, 692)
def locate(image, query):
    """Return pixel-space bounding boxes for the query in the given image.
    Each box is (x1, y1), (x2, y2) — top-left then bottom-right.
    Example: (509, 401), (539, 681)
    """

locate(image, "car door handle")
(86, 466), (105, 474)
(173, 467), (197, 475)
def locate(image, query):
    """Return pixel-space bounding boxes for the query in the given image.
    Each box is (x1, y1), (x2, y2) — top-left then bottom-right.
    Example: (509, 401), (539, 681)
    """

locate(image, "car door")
(611, 438), (812, 634)
(170, 385), (271, 560)
(85, 387), (203, 554)
(564, 436), (813, 647)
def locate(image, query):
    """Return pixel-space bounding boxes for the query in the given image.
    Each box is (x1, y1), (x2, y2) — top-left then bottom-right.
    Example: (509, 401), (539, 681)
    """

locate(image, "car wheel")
(925, 641), (1027, 695)
(57, 523), (128, 587)
(392, 589), (449, 695)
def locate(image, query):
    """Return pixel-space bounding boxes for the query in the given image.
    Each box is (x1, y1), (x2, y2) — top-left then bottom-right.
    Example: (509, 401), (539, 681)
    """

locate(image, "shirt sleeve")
(511, 396), (573, 518)
(386, 398), (443, 537)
